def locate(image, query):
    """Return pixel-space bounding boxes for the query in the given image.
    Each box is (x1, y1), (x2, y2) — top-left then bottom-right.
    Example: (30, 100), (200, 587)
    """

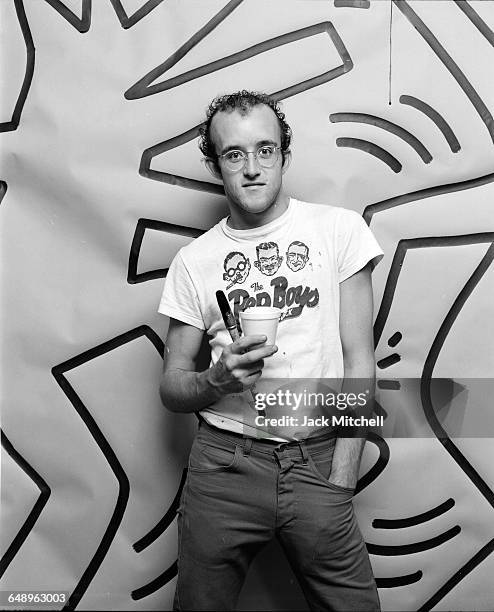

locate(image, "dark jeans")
(174, 421), (380, 611)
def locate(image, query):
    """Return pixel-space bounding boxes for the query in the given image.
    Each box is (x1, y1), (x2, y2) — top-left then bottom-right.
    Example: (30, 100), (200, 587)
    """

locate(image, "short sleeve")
(158, 250), (205, 330)
(336, 209), (383, 282)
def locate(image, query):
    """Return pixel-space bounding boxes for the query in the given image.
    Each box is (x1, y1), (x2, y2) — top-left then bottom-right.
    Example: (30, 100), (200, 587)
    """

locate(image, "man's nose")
(243, 152), (261, 177)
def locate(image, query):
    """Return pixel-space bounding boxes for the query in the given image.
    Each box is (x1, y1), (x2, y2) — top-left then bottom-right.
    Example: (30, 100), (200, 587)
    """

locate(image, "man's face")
(286, 243), (308, 272)
(223, 252), (250, 286)
(210, 105), (286, 222)
(255, 245), (282, 276)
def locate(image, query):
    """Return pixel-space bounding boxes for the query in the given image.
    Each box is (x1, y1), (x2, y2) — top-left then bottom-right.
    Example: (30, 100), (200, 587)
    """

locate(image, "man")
(158, 90), (383, 611)
(254, 241), (283, 276)
(222, 251), (251, 289)
(286, 240), (309, 272)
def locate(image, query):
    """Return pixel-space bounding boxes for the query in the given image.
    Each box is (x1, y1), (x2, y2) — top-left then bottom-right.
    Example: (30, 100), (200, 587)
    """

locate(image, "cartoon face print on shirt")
(286, 240), (309, 272)
(254, 242), (283, 276)
(223, 251), (251, 290)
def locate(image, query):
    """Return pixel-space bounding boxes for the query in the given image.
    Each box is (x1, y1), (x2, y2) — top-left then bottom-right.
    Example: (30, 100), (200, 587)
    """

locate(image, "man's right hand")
(207, 335), (278, 396)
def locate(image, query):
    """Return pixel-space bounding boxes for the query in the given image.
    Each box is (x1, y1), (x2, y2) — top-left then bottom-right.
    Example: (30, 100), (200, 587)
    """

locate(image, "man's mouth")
(243, 183), (265, 188)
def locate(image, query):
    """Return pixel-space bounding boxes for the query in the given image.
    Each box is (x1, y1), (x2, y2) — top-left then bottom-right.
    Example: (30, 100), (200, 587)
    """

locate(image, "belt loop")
(299, 440), (309, 464)
(243, 437), (253, 457)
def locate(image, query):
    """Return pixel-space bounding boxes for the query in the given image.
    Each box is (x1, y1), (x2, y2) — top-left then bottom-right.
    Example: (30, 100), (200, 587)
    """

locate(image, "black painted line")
(125, 0), (244, 99)
(363, 172), (494, 225)
(421, 240), (494, 509)
(133, 469), (187, 552)
(372, 400), (388, 420)
(270, 62), (349, 103)
(109, 0), (164, 29)
(127, 19), (352, 100)
(128, 219), (204, 284)
(454, 0), (494, 47)
(0, 0), (35, 133)
(387, 331), (402, 347)
(264, 22), (353, 104)
(0, 181), (7, 205)
(377, 379), (401, 391)
(336, 138), (402, 173)
(131, 560), (178, 600)
(331, 113), (432, 163)
(140, 123), (225, 194)
(394, 1), (494, 144)
(52, 326), (163, 611)
(0, 431), (51, 578)
(376, 570), (423, 588)
(400, 95), (461, 153)
(372, 231), (494, 600)
(131, 22), (346, 97)
(373, 498), (455, 529)
(55, 326), (164, 373)
(372, 230), (494, 588)
(138, 20), (353, 189)
(355, 432), (389, 495)
(377, 353), (401, 369)
(422, 239), (494, 383)
(417, 538), (494, 612)
(373, 233), (494, 347)
(373, 239), (408, 345)
(367, 525), (461, 556)
(43, 0), (91, 33)
(334, 0), (370, 8)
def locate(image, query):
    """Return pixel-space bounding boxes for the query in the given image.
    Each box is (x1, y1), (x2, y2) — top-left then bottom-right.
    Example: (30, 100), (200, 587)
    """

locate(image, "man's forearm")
(160, 332), (276, 413)
(160, 368), (222, 413)
(330, 362), (376, 489)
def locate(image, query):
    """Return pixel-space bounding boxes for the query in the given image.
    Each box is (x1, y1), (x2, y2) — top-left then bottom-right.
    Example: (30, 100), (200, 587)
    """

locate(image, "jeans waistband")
(198, 419), (337, 456)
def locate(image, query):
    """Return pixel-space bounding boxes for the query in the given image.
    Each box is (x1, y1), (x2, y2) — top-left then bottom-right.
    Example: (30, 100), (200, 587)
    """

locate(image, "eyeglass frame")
(215, 145), (283, 172)
(226, 259), (248, 277)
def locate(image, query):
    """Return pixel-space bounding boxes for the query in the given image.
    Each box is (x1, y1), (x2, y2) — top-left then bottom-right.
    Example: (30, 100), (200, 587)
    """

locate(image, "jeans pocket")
(324, 479), (355, 495)
(308, 447), (354, 496)
(188, 438), (239, 473)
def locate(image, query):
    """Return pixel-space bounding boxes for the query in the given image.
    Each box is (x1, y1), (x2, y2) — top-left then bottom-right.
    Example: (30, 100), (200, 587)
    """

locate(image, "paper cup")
(239, 307), (280, 345)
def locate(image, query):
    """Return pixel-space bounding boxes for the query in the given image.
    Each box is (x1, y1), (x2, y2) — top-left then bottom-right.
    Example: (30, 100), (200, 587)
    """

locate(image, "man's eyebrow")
(257, 139), (278, 147)
(219, 140), (278, 155)
(219, 144), (242, 155)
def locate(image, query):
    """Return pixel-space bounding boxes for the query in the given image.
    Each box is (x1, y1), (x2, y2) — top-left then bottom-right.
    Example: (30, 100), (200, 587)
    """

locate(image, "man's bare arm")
(160, 318), (277, 413)
(329, 263), (376, 489)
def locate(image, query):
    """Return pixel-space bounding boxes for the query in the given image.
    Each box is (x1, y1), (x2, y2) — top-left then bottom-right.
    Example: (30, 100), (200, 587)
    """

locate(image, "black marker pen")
(216, 290), (265, 416)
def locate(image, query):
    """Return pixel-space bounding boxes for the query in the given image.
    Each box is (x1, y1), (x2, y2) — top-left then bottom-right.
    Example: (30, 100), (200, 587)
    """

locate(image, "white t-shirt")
(158, 199), (383, 440)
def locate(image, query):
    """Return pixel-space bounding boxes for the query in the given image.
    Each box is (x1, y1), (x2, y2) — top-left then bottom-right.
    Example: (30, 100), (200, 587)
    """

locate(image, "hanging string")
(388, 0), (393, 105)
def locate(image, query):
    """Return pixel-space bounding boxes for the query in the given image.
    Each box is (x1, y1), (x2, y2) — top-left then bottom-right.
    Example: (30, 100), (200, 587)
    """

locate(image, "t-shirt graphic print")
(159, 199), (383, 440)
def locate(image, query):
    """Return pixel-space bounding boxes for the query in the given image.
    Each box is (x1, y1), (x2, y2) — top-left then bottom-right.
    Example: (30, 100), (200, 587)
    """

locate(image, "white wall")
(1, 1), (493, 609)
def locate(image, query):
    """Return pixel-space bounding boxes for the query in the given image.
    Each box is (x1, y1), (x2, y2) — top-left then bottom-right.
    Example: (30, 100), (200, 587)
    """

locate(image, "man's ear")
(281, 150), (292, 174)
(204, 157), (222, 180)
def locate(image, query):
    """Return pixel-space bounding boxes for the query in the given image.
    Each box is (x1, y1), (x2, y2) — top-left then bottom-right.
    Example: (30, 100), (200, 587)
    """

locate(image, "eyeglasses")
(226, 260), (247, 277)
(218, 145), (281, 172)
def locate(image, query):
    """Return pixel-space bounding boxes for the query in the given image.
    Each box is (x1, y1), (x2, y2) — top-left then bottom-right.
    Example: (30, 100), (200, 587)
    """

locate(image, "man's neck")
(226, 193), (290, 230)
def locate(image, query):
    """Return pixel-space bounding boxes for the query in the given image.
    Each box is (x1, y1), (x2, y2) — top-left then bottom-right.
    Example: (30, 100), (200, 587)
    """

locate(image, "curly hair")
(199, 90), (292, 163)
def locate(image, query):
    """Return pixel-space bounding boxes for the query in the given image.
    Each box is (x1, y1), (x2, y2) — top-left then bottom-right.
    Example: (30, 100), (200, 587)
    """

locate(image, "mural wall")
(1, 1), (493, 609)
